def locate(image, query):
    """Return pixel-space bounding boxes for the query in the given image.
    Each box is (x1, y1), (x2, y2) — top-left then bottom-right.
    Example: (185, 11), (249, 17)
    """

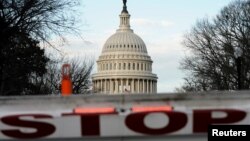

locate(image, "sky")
(57, 0), (234, 93)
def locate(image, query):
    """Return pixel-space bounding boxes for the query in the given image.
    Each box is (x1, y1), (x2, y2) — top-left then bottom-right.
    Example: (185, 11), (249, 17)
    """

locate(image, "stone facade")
(92, 1), (157, 94)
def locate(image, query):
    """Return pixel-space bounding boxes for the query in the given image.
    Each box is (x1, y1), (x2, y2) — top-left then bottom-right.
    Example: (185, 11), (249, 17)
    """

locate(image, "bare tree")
(29, 56), (94, 95)
(0, 0), (80, 43)
(0, 0), (81, 95)
(70, 58), (94, 94)
(180, 0), (250, 91)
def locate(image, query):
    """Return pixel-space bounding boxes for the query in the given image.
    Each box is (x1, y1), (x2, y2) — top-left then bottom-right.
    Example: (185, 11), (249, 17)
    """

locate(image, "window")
(133, 63), (135, 70)
(123, 63), (126, 70)
(128, 63), (131, 70)
(119, 63), (121, 70)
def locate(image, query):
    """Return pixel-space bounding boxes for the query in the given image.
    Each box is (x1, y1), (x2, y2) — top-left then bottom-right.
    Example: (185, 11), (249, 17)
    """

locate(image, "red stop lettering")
(125, 111), (187, 135)
(81, 115), (100, 136)
(193, 109), (246, 133)
(1, 114), (55, 139)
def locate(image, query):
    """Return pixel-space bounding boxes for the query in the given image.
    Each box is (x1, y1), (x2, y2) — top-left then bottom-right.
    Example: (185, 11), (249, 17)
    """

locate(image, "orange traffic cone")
(61, 64), (72, 96)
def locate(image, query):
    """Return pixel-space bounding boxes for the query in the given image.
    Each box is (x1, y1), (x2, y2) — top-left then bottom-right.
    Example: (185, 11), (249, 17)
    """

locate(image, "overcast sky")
(58, 0), (233, 93)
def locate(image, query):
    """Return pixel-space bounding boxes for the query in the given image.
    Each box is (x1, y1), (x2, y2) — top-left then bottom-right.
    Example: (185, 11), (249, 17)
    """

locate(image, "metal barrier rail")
(0, 91), (250, 140)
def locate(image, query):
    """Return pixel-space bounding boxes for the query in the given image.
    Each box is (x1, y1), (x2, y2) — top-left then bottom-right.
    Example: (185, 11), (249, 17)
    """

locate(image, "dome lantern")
(117, 0), (133, 32)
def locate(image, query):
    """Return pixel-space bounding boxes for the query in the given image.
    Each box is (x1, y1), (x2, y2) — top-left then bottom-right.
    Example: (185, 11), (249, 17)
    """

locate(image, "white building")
(92, 0), (158, 94)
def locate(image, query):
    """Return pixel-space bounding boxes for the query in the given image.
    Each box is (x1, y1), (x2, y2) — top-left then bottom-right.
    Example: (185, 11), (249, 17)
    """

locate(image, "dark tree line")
(180, 0), (250, 91)
(0, 0), (93, 96)
(0, 32), (48, 95)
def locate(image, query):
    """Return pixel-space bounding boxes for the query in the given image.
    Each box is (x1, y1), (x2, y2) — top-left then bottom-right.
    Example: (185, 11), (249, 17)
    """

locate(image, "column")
(96, 80), (100, 93)
(121, 79), (123, 93)
(115, 79), (118, 94)
(100, 80), (103, 93)
(93, 81), (95, 93)
(148, 80), (149, 93)
(148, 80), (150, 93)
(153, 81), (155, 92)
(137, 79), (140, 93)
(152, 81), (154, 93)
(142, 79), (145, 93)
(104, 79), (106, 94)
(149, 81), (151, 93)
(150, 80), (154, 93)
(95, 81), (98, 93)
(95, 80), (99, 93)
(95, 81), (97, 92)
(155, 81), (157, 93)
(152, 80), (155, 93)
(131, 79), (134, 93)
(153, 81), (156, 93)
(126, 79), (129, 92)
(110, 79), (113, 94)
(99, 80), (101, 93)
(154, 81), (156, 92)
(147, 80), (149, 93)
(151, 82), (153, 93)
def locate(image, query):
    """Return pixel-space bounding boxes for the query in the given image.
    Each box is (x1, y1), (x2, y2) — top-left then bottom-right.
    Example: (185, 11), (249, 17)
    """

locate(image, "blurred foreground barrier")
(0, 91), (250, 141)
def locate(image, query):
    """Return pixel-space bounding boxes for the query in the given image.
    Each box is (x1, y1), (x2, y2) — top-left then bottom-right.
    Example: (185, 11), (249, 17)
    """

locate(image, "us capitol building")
(92, 0), (158, 94)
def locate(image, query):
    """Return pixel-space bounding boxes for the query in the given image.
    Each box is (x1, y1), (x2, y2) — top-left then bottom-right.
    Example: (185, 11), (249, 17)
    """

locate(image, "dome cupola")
(102, 0), (148, 54)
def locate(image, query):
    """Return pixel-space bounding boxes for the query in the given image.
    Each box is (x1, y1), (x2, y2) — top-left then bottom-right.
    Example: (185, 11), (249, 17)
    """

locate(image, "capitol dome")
(92, 0), (158, 94)
(102, 31), (148, 54)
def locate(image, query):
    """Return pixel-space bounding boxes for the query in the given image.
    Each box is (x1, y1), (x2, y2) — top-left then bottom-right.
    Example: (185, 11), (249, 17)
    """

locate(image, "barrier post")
(61, 64), (72, 96)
